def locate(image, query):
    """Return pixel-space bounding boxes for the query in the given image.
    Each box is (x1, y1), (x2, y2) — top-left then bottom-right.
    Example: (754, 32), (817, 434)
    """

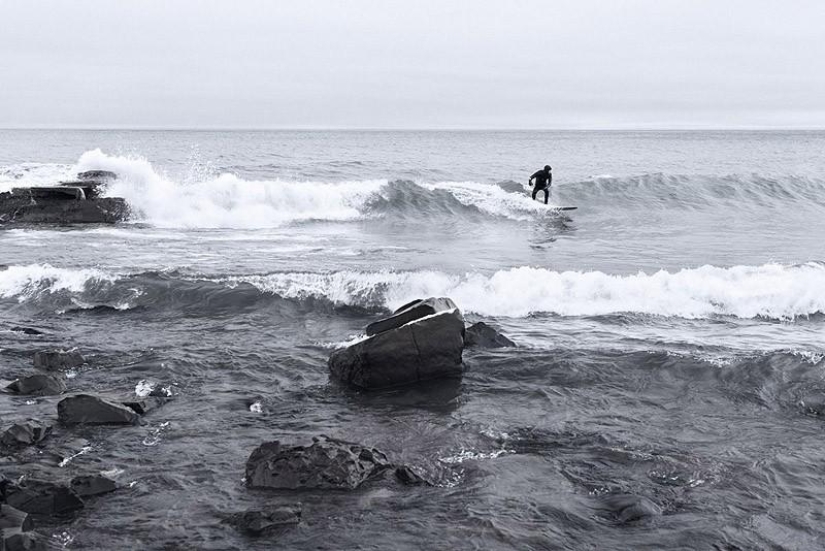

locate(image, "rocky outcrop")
(224, 506), (302, 536)
(32, 350), (84, 371)
(464, 322), (516, 348)
(5, 374), (66, 396)
(0, 170), (127, 225)
(245, 436), (390, 490)
(329, 297), (465, 389)
(57, 395), (140, 426)
(1, 422), (52, 448)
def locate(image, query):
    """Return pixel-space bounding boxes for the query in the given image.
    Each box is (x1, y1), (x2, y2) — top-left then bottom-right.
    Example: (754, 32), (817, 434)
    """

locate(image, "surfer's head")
(544, 165), (551, 171)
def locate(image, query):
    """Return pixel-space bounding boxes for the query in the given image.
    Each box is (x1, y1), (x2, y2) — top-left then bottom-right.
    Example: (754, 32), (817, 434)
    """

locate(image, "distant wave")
(4, 262), (825, 320)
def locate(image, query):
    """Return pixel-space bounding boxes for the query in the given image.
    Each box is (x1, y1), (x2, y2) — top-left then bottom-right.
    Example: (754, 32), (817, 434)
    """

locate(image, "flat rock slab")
(246, 435), (390, 490)
(57, 395), (140, 426)
(5, 374), (66, 396)
(366, 297), (459, 336)
(33, 350), (84, 371)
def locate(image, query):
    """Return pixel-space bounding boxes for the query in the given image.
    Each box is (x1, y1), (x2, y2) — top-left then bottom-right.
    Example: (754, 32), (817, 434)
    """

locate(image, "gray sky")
(1, 0), (824, 129)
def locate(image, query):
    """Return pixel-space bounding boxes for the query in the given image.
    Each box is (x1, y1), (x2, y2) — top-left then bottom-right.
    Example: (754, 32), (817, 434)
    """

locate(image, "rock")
(245, 435), (390, 490)
(798, 392), (825, 416)
(70, 475), (117, 497)
(600, 494), (662, 523)
(32, 350), (84, 371)
(329, 297), (465, 389)
(224, 505), (302, 536)
(1, 422), (52, 448)
(0, 191), (128, 225)
(5, 375), (66, 396)
(2, 479), (84, 518)
(76, 170), (117, 181)
(366, 297), (460, 336)
(121, 396), (173, 415)
(0, 504), (33, 531)
(394, 465), (432, 486)
(2, 530), (45, 551)
(8, 327), (43, 336)
(464, 322), (516, 348)
(57, 395), (140, 426)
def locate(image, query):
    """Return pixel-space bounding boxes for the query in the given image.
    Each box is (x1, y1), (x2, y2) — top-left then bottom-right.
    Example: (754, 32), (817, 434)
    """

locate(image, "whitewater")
(3, 129), (825, 550)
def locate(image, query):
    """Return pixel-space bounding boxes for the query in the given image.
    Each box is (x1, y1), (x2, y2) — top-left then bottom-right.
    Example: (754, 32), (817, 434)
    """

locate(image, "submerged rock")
(245, 435), (390, 490)
(2, 479), (84, 518)
(329, 297), (465, 389)
(32, 350), (84, 371)
(57, 395), (140, 426)
(5, 375), (66, 396)
(224, 505), (302, 536)
(1, 422), (52, 448)
(464, 322), (516, 348)
(70, 475), (117, 497)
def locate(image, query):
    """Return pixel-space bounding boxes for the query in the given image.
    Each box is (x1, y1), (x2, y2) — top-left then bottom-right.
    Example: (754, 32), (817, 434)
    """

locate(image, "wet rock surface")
(329, 297), (465, 389)
(224, 505), (302, 536)
(5, 375), (66, 397)
(69, 476), (117, 498)
(57, 395), (140, 426)
(464, 321), (516, 348)
(245, 436), (391, 490)
(0, 422), (52, 449)
(1, 479), (84, 518)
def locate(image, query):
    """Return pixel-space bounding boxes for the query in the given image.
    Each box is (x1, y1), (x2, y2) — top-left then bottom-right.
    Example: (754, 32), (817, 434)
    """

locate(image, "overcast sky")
(1, 0), (824, 129)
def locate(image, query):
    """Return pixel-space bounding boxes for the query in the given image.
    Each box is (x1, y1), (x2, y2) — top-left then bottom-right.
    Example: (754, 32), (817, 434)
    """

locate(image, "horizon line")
(2, 125), (825, 132)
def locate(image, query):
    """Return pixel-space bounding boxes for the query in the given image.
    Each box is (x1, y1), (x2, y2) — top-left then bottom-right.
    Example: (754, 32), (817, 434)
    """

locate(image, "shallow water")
(2, 129), (825, 549)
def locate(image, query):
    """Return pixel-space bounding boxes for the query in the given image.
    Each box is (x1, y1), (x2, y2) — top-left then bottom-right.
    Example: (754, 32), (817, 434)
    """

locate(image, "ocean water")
(1, 129), (825, 550)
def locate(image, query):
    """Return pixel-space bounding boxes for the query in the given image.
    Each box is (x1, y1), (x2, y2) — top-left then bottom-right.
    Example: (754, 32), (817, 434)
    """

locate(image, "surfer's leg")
(542, 188), (548, 204)
(531, 187), (538, 201)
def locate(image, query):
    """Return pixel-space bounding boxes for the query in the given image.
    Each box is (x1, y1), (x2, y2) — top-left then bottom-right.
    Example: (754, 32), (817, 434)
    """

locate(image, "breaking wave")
(3, 262), (825, 320)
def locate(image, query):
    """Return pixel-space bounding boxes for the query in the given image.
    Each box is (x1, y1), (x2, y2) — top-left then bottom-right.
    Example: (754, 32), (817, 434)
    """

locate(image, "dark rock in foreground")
(246, 436), (390, 490)
(464, 321), (516, 348)
(2, 529), (45, 551)
(1, 422), (52, 448)
(5, 375), (66, 396)
(32, 350), (84, 371)
(57, 395), (140, 426)
(224, 505), (302, 536)
(70, 475), (117, 498)
(329, 297), (465, 389)
(0, 503), (33, 531)
(2, 479), (84, 518)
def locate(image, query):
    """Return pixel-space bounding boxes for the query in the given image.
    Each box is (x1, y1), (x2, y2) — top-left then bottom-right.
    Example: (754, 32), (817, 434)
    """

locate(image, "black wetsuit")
(530, 168), (552, 204)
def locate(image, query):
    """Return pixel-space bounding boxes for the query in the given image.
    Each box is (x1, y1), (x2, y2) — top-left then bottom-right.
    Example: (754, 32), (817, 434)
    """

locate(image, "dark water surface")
(2, 130), (825, 550)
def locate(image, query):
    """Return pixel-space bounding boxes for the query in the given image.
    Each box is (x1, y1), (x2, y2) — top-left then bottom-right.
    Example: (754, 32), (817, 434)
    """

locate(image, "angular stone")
(366, 297), (460, 336)
(245, 436), (390, 490)
(329, 303), (465, 389)
(70, 475), (117, 497)
(464, 322), (516, 348)
(394, 465), (432, 486)
(2, 529), (45, 551)
(0, 504), (33, 531)
(1, 422), (52, 448)
(6, 375), (66, 396)
(57, 395), (140, 426)
(121, 396), (173, 415)
(3, 480), (84, 518)
(225, 506), (301, 536)
(32, 350), (84, 371)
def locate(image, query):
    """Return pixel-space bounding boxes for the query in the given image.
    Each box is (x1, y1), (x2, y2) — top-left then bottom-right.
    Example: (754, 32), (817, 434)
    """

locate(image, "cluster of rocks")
(0, 170), (128, 225)
(1, 347), (174, 547)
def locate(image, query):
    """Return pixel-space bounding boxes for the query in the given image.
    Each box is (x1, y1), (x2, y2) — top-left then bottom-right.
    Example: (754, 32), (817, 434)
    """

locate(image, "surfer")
(528, 165), (552, 204)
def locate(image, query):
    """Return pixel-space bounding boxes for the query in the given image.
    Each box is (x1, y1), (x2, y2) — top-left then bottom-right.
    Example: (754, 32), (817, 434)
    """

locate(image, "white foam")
(222, 262), (825, 320)
(0, 264), (121, 302)
(424, 180), (550, 220)
(75, 149), (385, 229)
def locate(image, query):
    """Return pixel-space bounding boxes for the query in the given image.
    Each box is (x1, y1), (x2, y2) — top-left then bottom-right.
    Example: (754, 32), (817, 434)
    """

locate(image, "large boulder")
(57, 395), (140, 426)
(0, 192), (127, 225)
(329, 297), (465, 389)
(464, 322), (516, 348)
(245, 436), (390, 490)
(5, 375), (66, 396)
(32, 350), (84, 371)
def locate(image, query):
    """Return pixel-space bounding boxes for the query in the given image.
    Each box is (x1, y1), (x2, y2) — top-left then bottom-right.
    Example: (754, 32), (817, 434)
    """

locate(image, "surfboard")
(549, 205), (577, 211)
